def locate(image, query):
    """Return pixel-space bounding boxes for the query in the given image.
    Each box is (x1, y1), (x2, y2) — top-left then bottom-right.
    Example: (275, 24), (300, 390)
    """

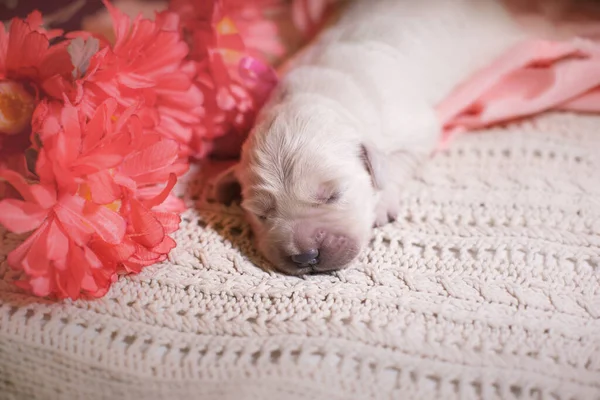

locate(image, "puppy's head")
(212, 97), (385, 275)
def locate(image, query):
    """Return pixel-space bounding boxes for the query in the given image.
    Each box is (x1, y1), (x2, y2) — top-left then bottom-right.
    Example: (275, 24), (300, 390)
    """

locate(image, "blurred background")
(1, 0), (166, 34)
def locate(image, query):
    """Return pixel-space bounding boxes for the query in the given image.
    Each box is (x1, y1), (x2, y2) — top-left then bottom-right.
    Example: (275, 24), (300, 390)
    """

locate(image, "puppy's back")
(277, 0), (529, 152)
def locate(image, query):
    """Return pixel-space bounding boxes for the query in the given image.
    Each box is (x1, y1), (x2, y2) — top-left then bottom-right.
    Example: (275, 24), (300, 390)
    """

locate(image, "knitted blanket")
(1, 110), (599, 399)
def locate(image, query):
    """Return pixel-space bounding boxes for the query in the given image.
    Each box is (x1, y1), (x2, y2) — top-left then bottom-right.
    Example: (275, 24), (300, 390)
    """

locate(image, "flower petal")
(151, 235), (176, 254)
(128, 198), (165, 248)
(153, 211), (181, 234)
(103, 0), (131, 51)
(27, 276), (52, 298)
(55, 194), (126, 245)
(7, 218), (49, 272)
(46, 219), (69, 270)
(117, 73), (156, 88)
(86, 170), (122, 205)
(22, 219), (53, 277)
(0, 168), (56, 207)
(89, 238), (135, 264)
(70, 153), (124, 174)
(141, 173), (178, 209)
(0, 198), (48, 233)
(120, 139), (180, 179)
(81, 98), (115, 153)
(6, 18), (48, 73)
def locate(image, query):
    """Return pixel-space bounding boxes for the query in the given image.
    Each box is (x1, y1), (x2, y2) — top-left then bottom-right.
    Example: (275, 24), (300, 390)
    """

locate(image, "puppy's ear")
(360, 143), (387, 191)
(209, 164), (242, 205)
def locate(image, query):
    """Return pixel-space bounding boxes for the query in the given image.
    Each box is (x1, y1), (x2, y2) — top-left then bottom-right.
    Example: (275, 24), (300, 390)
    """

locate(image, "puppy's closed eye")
(324, 191), (341, 204)
(315, 183), (343, 205)
(242, 191), (275, 222)
(255, 208), (274, 221)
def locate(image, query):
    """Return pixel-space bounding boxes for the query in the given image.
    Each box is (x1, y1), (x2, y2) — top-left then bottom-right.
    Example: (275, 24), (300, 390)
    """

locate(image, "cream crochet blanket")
(0, 110), (599, 399)
(2, 0), (600, 396)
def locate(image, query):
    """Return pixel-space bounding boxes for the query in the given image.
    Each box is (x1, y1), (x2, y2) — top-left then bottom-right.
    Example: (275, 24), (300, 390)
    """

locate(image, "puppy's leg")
(361, 142), (427, 227)
(373, 150), (427, 227)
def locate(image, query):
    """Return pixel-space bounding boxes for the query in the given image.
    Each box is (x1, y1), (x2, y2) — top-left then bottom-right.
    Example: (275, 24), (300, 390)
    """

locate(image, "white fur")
(277, 0), (529, 151)
(214, 0), (533, 274)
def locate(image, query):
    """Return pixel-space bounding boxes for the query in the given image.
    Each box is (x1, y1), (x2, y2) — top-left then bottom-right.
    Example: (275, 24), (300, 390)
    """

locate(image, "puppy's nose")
(290, 249), (319, 266)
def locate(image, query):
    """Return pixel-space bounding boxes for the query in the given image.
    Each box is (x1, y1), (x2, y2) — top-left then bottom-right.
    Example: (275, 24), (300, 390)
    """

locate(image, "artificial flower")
(32, 98), (134, 198)
(0, 97), (185, 299)
(70, 0), (204, 159)
(119, 173), (181, 273)
(87, 172), (180, 275)
(0, 12), (73, 196)
(0, 14), (71, 86)
(291, 0), (336, 39)
(170, 0), (285, 61)
(0, 169), (124, 299)
(0, 13), (72, 136)
(169, 0), (279, 157)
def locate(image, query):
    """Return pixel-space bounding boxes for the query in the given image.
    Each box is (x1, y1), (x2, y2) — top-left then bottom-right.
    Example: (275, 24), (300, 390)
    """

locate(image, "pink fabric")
(437, 38), (600, 141)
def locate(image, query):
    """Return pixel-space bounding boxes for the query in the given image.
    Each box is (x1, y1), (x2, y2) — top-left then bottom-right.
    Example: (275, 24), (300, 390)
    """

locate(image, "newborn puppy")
(211, 0), (529, 275)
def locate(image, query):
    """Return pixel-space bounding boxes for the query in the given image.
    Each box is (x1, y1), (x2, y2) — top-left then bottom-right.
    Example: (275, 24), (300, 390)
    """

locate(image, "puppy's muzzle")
(274, 223), (360, 274)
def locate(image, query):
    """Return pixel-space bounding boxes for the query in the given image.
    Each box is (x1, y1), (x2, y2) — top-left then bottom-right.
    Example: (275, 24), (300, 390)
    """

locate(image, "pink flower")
(169, 0), (279, 157)
(32, 97), (187, 199)
(291, 0), (336, 39)
(0, 5), (191, 300)
(0, 82), (35, 181)
(0, 12), (72, 140)
(0, 169), (124, 299)
(31, 95), (187, 232)
(225, 1), (287, 61)
(89, 173), (181, 275)
(32, 99), (132, 198)
(73, 1), (204, 158)
(0, 13), (71, 87)
(171, 0), (285, 61)
(0, 12), (73, 197)
(0, 98), (186, 299)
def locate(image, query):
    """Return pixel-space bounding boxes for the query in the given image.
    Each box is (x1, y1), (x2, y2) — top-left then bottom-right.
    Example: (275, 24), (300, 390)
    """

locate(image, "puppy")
(211, 0), (529, 275)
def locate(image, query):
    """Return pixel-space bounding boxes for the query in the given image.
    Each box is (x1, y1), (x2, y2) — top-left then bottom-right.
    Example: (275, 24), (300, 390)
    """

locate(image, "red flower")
(0, 13), (72, 199)
(33, 99), (132, 198)
(72, 1), (204, 158)
(19, 10), (63, 40)
(0, 12), (72, 139)
(0, 97), (185, 299)
(223, 0), (287, 61)
(89, 173), (181, 275)
(32, 97), (187, 200)
(0, 13), (71, 87)
(0, 169), (124, 299)
(171, 0), (285, 61)
(291, 0), (335, 39)
(169, 0), (279, 157)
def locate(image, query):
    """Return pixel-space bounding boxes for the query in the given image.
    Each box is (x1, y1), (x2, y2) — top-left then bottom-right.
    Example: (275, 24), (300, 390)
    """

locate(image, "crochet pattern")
(1, 111), (599, 399)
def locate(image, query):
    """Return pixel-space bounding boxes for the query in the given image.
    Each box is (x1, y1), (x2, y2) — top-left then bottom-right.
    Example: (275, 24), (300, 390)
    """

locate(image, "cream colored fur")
(212, 0), (533, 274)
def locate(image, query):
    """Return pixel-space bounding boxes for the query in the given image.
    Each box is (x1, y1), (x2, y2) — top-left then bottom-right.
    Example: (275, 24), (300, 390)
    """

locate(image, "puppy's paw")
(371, 150), (429, 227)
(373, 184), (401, 227)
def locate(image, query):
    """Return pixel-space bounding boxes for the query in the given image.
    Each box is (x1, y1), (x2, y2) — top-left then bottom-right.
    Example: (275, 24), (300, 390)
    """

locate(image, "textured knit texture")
(1, 110), (599, 400)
